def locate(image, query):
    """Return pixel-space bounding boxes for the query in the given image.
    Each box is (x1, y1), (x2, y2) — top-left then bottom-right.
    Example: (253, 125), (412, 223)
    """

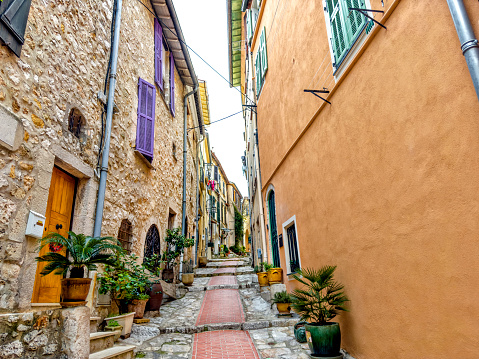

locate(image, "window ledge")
(30, 303), (62, 309)
(134, 149), (156, 169)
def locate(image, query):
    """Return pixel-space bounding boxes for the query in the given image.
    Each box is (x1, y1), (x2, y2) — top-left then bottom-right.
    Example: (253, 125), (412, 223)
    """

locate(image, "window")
(143, 224), (161, 261)
(136, 78), (156, 160)
(68, 108), (85, 139)
(282, 216), (301, 274)
(0, 0), (33, 57)
(118, 219), (133, 253)
(246, 8), (259, 45)
(324, 0), (368, 70)
(255, 27), (268, 96)
(154, 18), (163, 90)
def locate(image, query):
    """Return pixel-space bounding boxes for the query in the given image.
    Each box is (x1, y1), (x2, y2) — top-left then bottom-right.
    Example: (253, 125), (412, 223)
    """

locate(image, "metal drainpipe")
(194, 134), (206, 265)
(93, 0), (122, 237)
(180, 85), (199, 280)
(447, 0), (479, 100)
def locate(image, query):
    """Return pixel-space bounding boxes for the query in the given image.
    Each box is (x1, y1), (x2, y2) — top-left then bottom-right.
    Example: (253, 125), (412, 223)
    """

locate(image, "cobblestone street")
(121, 257), (310, 358)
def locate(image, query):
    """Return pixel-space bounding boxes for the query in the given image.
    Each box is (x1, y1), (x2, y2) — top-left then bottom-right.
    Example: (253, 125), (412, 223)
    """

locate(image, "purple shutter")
(136, 78), (156, 158)
(154, 19), (163, 90)
(170, 52), (175, 116)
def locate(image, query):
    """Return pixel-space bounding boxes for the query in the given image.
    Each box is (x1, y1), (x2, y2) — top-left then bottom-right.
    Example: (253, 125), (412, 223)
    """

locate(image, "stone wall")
(0, 306), (89, 359)
(0, 0), (199, 313)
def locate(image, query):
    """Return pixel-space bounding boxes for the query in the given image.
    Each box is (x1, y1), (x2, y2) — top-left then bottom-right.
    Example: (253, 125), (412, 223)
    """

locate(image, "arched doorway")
(143, 224), (161, 263)
(267, 190), (281, 267)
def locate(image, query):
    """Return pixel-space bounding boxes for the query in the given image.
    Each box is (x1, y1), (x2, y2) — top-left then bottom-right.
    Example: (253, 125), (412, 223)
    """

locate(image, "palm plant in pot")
(35, 231), (121, 306)
(271, 290), (293, 315)
(290, 266), (349, 358)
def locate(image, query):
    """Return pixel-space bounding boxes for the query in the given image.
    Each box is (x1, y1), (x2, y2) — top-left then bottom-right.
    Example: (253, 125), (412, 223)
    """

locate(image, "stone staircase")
(89, 318), (135, 359)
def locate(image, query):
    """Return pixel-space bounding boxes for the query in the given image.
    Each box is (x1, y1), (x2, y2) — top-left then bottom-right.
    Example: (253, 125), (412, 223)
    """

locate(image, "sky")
(173, 0), (248, 197)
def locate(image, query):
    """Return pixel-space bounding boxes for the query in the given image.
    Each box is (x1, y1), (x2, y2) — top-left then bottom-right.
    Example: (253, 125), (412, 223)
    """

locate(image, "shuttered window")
(136, 78), (156, 159)
(169, 53), (175, 116)
(286, 224), (300, 273)
(0, 0), (33, 57)
(326, 0), (367, 68)
(246, 9), (259, 45)
(255, 27), (268, 97)
(154, 18), (163, 91)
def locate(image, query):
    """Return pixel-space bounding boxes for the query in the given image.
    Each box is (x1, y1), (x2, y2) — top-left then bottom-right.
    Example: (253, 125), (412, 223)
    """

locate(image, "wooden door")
(32, 167), (76, 303)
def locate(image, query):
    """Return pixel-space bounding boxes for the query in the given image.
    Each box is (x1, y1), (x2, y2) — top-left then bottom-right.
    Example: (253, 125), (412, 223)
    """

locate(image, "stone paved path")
(124, 255), (313, 359)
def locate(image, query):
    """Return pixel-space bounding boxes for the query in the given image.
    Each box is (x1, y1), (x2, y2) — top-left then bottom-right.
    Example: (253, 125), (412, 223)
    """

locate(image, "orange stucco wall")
(255, 0), (479, 358)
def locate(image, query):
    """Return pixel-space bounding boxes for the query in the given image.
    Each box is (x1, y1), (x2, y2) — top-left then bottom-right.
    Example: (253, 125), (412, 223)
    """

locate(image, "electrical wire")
(188, 110), (243, 131)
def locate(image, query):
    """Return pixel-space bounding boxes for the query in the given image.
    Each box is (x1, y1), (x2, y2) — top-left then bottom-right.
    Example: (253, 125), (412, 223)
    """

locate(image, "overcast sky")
(173, 0), (248, 197)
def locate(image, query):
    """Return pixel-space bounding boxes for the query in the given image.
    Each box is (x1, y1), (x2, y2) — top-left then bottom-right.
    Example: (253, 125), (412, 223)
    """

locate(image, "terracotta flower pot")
(106, 312), (135, 338)
(61, 278), (92, 302)
(199, 256), (208, 267)
(104, 325), (123, 342)
(146, 282), (163, 311)
(267, 268), (283, 284)
(182, 273), (194, 286)
(257, 272), (269, 286)
(276, 302), (291, 315)
(127, 299), (148, 319)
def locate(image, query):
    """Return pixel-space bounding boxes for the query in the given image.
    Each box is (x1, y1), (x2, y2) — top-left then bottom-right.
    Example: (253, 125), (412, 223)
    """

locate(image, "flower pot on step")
(104, 325), (123, 342)
(105, 312), (135, 338)
(267, 268), (283, 284)
(181, 273), (194, 286)
(127, 299), (148, 319)
(146, 282), (163, 311)
(305, 322), (342, 358)
(60, 278), (92, 304)
(256, 272), (269, 286)
(199, 256), (208, 267)
(276, 302), (291, 315)
(162, 268), (174, 282)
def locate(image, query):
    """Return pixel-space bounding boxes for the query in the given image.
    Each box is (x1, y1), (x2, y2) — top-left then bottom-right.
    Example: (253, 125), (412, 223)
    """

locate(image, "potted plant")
(290, 266), (349, 358)
(35, 231), (121, 306)
(267, 263), (283, 285)
(161, 228), (195, 283)
(99, 252), (157, 332)
(254, 263), (269, 287)
(181, 259), (194, 286)
(143, 253), (164, 311)
(104, 320), (123, 342)
(271, 290), (293, 315)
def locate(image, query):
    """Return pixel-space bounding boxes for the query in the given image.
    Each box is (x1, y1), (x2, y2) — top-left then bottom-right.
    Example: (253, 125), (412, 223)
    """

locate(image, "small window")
(118, 219), (133, 253)
(143, 224), (161, 261)
(255, 27), (268, 97)
(68, 108), (85, 139)
(283, 216), (301, 274)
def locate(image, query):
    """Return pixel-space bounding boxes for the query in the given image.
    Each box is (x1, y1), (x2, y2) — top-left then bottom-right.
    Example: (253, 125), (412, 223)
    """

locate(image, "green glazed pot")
(305, 322), (341, 357)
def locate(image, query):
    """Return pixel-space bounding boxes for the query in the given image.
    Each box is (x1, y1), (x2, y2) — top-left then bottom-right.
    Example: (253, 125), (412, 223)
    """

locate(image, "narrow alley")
(119, 256), (311, 359)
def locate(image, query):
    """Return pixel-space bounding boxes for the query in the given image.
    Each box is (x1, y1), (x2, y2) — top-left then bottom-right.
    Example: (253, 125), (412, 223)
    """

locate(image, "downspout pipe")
(180, 85), (198, 280)
(195, 134), (206, 265)
(447, 0), (479, 100)
(93, 0), (122, 237)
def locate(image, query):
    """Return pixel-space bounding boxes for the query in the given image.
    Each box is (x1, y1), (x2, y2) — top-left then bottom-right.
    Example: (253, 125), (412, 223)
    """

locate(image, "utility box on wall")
(25, 211), (46, 239)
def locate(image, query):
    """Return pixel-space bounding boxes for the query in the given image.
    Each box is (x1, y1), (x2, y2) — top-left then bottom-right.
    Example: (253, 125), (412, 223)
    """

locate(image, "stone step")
(205, 261), (246, 268)
(188, 282), (259, 292)
(194, 266), (254, 278)
(89, 345), (136, 359)
(90, 331), (116, 354)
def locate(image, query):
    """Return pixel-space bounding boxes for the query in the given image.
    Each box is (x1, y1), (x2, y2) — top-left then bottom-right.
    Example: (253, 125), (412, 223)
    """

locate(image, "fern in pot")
(290, 266), (349, 358)
(35, 231), (121, 306)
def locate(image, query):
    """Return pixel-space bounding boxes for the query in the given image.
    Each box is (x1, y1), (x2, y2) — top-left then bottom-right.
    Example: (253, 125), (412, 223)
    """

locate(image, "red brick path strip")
(192, 330), (260, 359)
(213, 267), (236, 274)
(208, 276), (237, 286)
(196, 289), (244, 325)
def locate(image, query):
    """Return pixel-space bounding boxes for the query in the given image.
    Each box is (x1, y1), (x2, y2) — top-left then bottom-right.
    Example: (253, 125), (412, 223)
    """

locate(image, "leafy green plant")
(107, 320), (120, 327)
(98, 252), (157, 312)
(272, 290), (293, 304)
(254, 264), (264, 273)
(161, 228), (195, 269)
(229, 245), (246, 256)
(262, 262), (273, 272)
(143, 253), (164, 277)
(290, 266), (349, 325)
(35, 231), (122, 278)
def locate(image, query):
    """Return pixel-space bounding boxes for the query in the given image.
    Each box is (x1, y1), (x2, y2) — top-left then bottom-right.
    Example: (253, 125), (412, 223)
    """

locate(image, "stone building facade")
(0, 0), (203, 319)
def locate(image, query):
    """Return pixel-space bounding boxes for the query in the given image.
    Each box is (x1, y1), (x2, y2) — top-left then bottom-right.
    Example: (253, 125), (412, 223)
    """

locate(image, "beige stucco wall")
(255, 0), (479, 358)
(0, 0), (198, 312)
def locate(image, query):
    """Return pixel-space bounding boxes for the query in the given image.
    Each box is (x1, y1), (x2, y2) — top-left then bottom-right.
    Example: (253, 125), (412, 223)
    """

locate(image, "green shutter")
(255, 52), (262, 95)
(329, 0), (348, 65)
(246, 10), (253, 44)
(261, 27), (268, 77)
(344, 0), (366, 42)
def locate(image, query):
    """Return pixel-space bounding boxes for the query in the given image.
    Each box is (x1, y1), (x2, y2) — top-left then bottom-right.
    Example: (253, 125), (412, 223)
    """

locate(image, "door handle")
(56, 224), (63, 230)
